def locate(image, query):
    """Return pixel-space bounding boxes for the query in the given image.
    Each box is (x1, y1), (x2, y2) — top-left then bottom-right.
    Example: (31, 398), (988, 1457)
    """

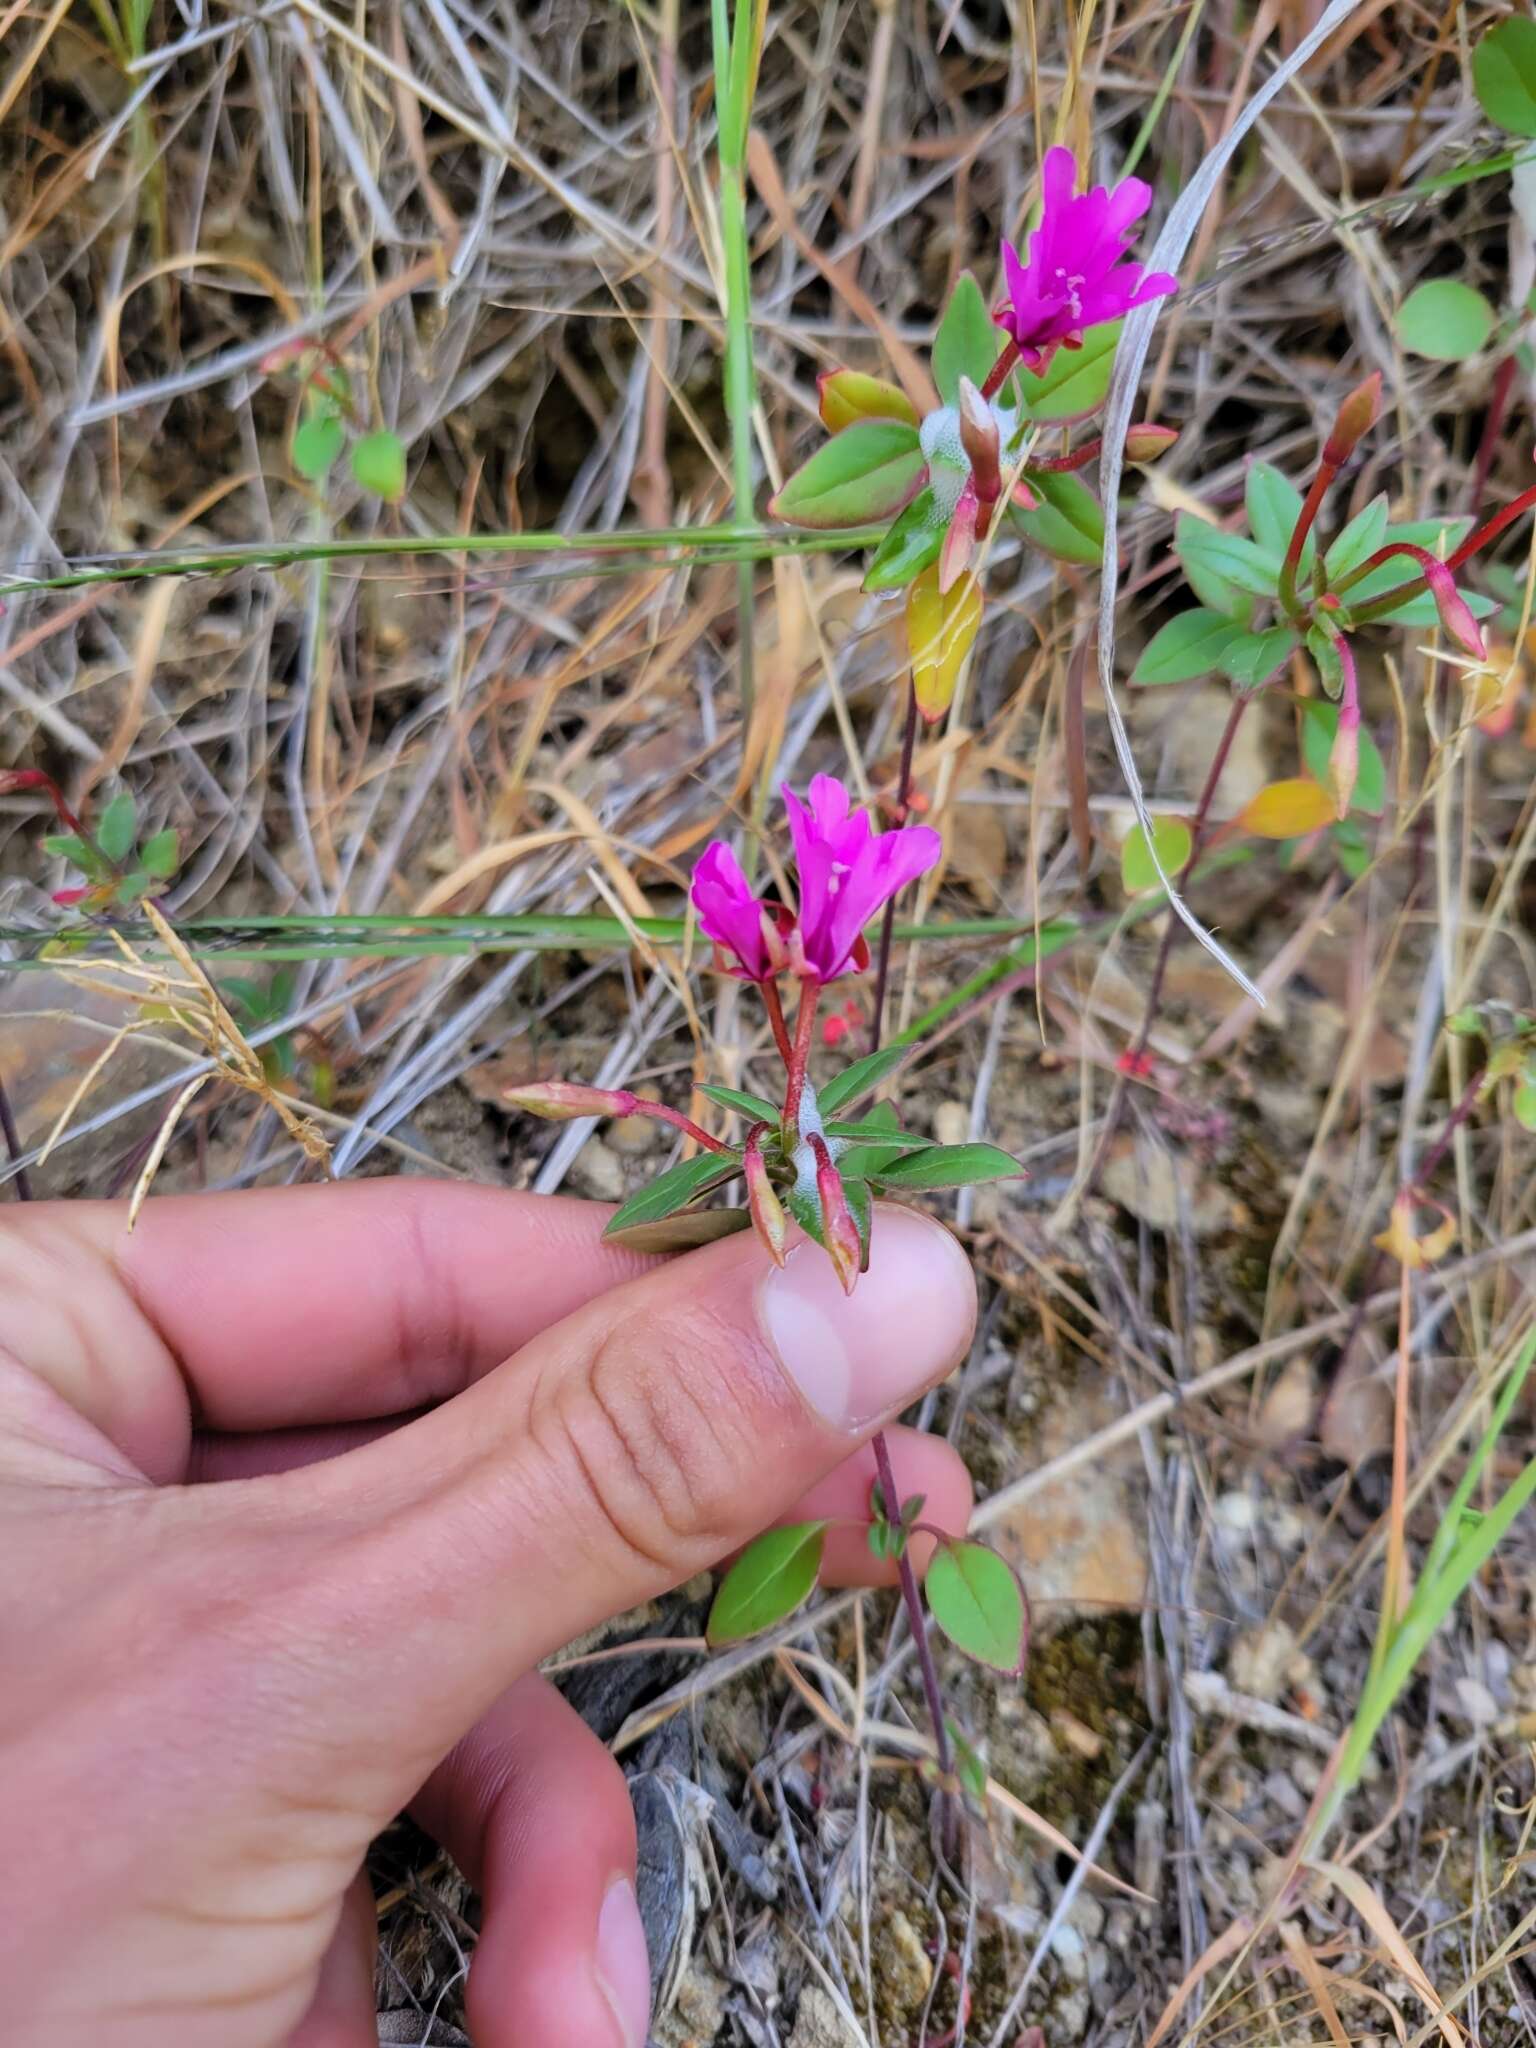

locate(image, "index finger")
(14, 1182), (653, 1471)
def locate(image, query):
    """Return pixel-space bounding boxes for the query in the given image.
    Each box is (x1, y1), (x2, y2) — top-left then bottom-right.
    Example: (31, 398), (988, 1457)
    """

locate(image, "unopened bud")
(501, 1079), (637, 1122)
(956, 376), (1002, 506)
(744, 1126), (788, 1266)
(1322, 370), (1383, 469)
(810, 1134), (861, 1296)
(1421, 559), (1486, 659)
(1124, 422), (1178, 464)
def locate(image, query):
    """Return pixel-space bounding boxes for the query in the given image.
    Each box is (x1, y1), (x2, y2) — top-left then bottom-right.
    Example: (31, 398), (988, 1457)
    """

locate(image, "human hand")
(0, 1180), (976, 2047)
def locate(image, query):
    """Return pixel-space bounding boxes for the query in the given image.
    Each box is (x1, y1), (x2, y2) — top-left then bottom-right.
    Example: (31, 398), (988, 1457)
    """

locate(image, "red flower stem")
(1335, 483), (1536, 631)
(635, 1101), (734, 1154)
(2, 768), (87, 839)
(762, 977), (795, 1067)
(1024, 438), (1101, 475)
(782, 977), (821, 1136)
(871, 1426), (957, 1849)
(1446, 480), (1536, 572)
(980, 340), (1021, 403)
(1279, 463), (1335, 616)
(869, 680), (921, 1053)
(1409, 1064), (1485, 1197)
(1470, 355), (1516, 518)
(1087, 692), (1252, 1187)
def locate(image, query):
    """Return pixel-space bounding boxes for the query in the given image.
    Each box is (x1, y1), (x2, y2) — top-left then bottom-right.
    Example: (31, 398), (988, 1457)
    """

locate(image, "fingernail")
(595, 1877), (651, 2048)
(759, 1206), (976, 1430)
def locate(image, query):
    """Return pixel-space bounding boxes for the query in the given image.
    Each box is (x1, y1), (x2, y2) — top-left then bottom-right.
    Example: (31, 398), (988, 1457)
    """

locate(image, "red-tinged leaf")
(707, 1523), (827, 1644)
(1238, 778), (1337, 839)
(769, 419), (925, 529)
(925, 1540), (1029, 1674)
(818, 369), (919, 432)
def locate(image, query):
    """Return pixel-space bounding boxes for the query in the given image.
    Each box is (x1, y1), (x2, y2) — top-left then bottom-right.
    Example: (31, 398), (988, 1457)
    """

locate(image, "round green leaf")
(1132, 609), (1242, 685)
(1474, 18), (1536, 137)
(138, 827), (180, 879)
(1122, 816), (1193, 894)
(925, 1540), (1028, 1674)
(770, 420), (925, 529)
(1397, 280), (1495, 362)
(291, 412), (345, 482)
(1015, 320), (1122, 421)
(1014, 469), (1106, 566)
(707, 1523), (827, 1644)
(96, 790), (137, 864)
(350, 429), (408, 502)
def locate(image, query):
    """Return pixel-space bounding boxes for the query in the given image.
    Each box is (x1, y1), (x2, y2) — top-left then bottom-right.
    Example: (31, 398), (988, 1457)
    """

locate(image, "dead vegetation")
(4, 0), (1536, 2042)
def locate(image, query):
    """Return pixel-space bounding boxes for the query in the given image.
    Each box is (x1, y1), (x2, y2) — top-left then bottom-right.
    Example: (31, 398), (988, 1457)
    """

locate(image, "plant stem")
(1278, 464), (1335, 616)
(712, 0), (761, 726)
(641, 1103), (735, 1154)
(782, 977), (821, 1135)
(980, 340), (1021, 403)
(869, 681), (920, 1052)
(871, 1426), (956, 1840)
(762, 977), (795, 1066)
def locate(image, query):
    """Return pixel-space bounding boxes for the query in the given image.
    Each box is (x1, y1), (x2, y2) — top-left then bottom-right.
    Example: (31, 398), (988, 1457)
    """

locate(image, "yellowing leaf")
(1373, 1194), (1457, 1270)
(817, 369), (919, 432)
(1238, 777), (1336, 839)
(907, 565), (983, 722)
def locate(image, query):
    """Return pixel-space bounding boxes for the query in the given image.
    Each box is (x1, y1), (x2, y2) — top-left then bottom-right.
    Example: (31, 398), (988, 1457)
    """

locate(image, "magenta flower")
(691, 840), (781, 982)
(690, 776), (942, 983)
(994, 146), (1178, 372)
(781, 775), (941, 982)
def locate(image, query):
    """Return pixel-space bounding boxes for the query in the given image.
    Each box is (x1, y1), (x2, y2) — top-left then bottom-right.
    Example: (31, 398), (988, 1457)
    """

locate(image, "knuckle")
(549, 1311), (762, 1576)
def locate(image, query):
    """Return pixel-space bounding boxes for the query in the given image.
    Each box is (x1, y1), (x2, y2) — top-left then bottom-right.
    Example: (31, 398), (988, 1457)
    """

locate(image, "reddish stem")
(620, 1097), (732, 1155)
(762, 977), (795, 1067)
(1279, 463), (1336, 615)
(980, 339), (1021, 402)
(871, 1427), (957, 1850)
(782, 978), (821, 1135)
(1446, 480), (1536, 573)
(0, 768), (86, 839)
(869, 682), (921, 1052)
(1470, 356), (1517, 518)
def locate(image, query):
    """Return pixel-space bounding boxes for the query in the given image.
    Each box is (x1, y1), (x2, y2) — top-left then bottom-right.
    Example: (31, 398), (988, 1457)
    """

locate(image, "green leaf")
(1015, 320), (1122, 421)
(601, 1151), (741, 1239)
(1474, 17), (1536, 136)
(699, 1083), (781, 1123)
(707, 1523), (827, 1644)
(925, 1540), (1029, 1673)
(770, 419), (925, 529)
(835, 1141), (924, 1180)
(1324, 494), (1390, 585)
(96, 790), (137, 863)
(1174, 517), (1283, 600)
(1015, 468), (1105, 566)
(1513, 1077), (1536, 1133)
(350, 428), (408, 503)
(138, 827), (180, 878)
(931, 272), (1001, 405)
(785, 1182), (825, 1247)
(1132, 609), (1243, 685)
(1306, 623), (1346, 697)
(1301, 698), (1387, 816)
(1332, 818), (1370, 880)
(603, 1209), (752, 1256)
(862, 488), (945, 592)
(1121, 816), (1193, 894)
(1218, 625), (1301, 690)
(1245, 462), (1307, 560)
(40, 832), (99, 873)
(1397, 280), (1495, 362)
(291, 411), (345, 482)
(114, 869), (154, 904)
(844, 1176), (872, 1266)
(872, 1141), (1020, 1189)
(818, 1042), (908, 1115)
(826, 1119), (932, 1144)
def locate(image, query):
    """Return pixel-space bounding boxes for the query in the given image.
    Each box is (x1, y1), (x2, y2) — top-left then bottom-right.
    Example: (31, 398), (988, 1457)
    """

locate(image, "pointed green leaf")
(1015, 320), (1122, 421)
(1015, 468), (1105, 566)
(1474, 18), (1536, 136)
(817, 1041), (908, 1115)
(826, 1119), (931, 1144)
(1397, 280), (1494, 362)
(138, 827), (180, 878)
(114, 870), (154, 904)
(1324, 494), (1389, 585)
(699, 1083), (781, 1123)
(291, 411), (345, 482)
(1174, 517), (1283, 599)
(601, 1151), (742, 1238)
(835, 1141), (924, 1180)
(925, 1540), (1029, 1673)
(707, 1523), (827, 1644)
(1300, 699), (1387, 816)
(1122, 816), (1192, 894)
(96, 790), (137, 863)
(1132, 609), (1243, 685)
(872, 1141), (1020, 1189)
(770, 420), (925, 529)
(932, 272), (1001, 405)
(1217, 625), (1301, 689)
(1332, 818), (1371, 880)
(603, 1209), (752, 1256)
(350, 428), (408, 502)
(862, 487), (945, 592)
(844, 1176), (872, 1266)
(40, 832), (99, 872)
(1244, 462), (1308, 561)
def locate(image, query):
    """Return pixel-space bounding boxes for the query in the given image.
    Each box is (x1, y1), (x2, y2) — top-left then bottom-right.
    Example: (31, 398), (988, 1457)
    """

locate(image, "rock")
(570, 1133), (628, 1200)
(991, 1377), (1149, 1618)
(655, 1959), (729, 2048)
(1455, 1674), (1500, 1727)
(1100, 1134), (1234, 1235)
(877, 1908), (933, 2010)
(934, 1099), (971, 1147)
(1050, 1923), (1090, 1983)
(1229, 1620), (1300, 1703)
(788, 1985), (855, 2048)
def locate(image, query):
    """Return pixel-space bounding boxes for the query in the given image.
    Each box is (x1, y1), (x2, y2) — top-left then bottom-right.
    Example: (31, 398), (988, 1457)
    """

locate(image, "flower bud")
(810, 1134), (862, 1295)
(1421, 559), (1487, 660)
(939, 479), (979, 595)
(501, 1079), (637, 1121)
(745, 1125), (788, 1267)
(1322, 370), (1383, 469)
(1124, 422), (1178, 464)
(956, 376), (1002, 506)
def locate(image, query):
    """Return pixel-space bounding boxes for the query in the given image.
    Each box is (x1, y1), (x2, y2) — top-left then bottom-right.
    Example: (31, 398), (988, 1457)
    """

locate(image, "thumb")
(261, 1204), (974, 1784)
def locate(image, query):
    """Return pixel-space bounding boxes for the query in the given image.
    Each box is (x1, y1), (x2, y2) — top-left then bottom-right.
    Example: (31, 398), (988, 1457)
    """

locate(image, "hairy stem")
(869, 682), (921, 1052)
